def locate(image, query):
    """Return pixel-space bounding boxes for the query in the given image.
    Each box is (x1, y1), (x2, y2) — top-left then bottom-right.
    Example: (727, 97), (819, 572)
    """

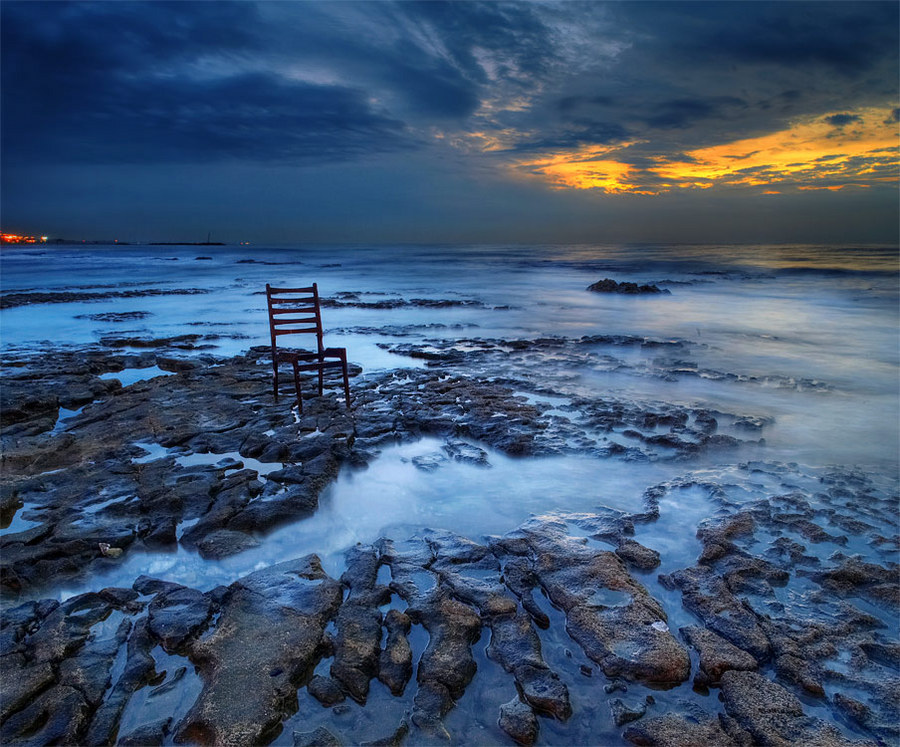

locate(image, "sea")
(1, 242), (898, 744)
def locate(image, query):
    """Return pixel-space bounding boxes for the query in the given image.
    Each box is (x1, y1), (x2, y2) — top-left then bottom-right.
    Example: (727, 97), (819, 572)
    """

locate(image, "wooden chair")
(265, 283), (351, 413)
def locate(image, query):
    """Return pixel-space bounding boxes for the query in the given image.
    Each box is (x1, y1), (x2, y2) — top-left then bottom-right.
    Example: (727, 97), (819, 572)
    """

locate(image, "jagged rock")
(587, 278), (670, 295)
(624, 712), (739, 746)
(498, 519), (690, 685)
(442, 439), (490, 467)
(1, 348), (353, 593)
(719, 670), (876, 746)
(498, 697), (539, 745)
(175, 556), (342, 746)
(609, 697), (648, 726)
(410, 453), (447, 472)
(680, 626), (758, 687)
(27, 592), (113, 664)
(378, 609), (413, 695)
(408, 590), (482, 740)
(773, 653), (825, 697)
(833, 691), (899, 743)
(57, 616), (131, 707)
(661, 566), (770, 660)
(331, 547), (386, 702)
(196, 528), (261, 559)
(0, 685), (90, 746)
(294, 726), (343, 746)
(0, 661), (56, 723)
(515, 663), (571, 720)
(85, 615), (157, 745)
(615, 538), (661, 570)
(308, 675), (346, 706)
(118, 717), (172, 746)
(811, 556), (899, 606)
(147, 584), (215, 652)
(426, 531), (571, 719)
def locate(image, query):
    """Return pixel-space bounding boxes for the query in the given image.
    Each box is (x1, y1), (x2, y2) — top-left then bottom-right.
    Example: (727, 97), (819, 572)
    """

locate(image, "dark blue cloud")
(642, 97), (747, 130)
(512, 120), (632, 153)
(5, 1), (894, 170)
(558, 96), (617, 114)
(617, 1), (898, 73)
(1, 2), (414, 165)
(824, 113), (863, 127)
(378, 37), (480, 119)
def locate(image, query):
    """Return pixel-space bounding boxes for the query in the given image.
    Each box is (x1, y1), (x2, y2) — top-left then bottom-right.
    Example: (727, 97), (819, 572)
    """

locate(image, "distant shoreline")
(1, 240), (226, 247)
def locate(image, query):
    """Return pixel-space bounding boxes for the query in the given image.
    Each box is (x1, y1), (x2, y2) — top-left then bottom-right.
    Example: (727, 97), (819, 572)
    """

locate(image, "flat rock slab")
(176, 556), (343, 746)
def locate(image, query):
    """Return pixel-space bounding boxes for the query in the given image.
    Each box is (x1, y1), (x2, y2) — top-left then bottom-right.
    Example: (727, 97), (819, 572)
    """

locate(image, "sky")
(1, 1), (898, 245)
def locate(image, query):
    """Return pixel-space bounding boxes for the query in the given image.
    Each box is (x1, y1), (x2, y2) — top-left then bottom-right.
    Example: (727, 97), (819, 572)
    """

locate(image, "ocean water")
(3, 242), (897, 466)
(4, 241), (897, 583)
(1, 242), (898, 744)
(3, 242), (898, 538)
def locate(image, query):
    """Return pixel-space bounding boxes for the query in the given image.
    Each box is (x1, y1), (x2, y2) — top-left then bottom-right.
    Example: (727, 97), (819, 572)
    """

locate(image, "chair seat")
(276, 348), (346, 362)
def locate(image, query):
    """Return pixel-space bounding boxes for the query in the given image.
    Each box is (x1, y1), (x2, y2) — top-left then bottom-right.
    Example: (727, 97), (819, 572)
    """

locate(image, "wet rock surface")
(498, 696), (539, 745)
(1, 343), (897, 746)
(377, 333), (830, 395)
(0, 287), (210, 309)
(624, 712), (737, 746)
(587, 278), (670, 295)
(1, 485), (896, 745)
(679, 625), (757, 688)
(1, 346), (355, 593)
(650, 463), (899, 746)
(176, 556), (342, 745)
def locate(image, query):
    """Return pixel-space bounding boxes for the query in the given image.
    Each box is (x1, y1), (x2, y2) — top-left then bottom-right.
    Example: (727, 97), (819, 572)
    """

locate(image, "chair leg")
(341, 358), (351, 409)
(292, 360), (303, 414)
(318, 363), (324, 396)
(272, 357), (279, 400)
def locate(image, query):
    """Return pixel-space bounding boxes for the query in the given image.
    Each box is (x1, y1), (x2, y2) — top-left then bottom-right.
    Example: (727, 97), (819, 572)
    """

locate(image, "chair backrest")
(265, 283), (325, 354)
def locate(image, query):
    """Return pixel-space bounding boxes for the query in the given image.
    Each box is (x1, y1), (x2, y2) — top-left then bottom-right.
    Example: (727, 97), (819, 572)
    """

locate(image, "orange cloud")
(510, 106), (899, 195)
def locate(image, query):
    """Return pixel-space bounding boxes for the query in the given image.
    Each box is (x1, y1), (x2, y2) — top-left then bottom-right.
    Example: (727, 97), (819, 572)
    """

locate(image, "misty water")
(1, 242), (897, 744)
(4, 242), (896, 472)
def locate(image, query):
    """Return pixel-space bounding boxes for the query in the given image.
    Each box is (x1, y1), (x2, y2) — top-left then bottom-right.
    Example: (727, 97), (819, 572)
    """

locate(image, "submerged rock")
(609, 696), (648, 726)
(293, 726), (343, 747)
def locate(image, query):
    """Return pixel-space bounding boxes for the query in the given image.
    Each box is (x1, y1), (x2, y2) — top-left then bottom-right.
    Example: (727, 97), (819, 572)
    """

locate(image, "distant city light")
(0, 232), (46, 244)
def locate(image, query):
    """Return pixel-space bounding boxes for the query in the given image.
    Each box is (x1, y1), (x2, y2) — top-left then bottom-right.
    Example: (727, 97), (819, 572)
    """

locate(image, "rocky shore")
(1, 341), (897, 745)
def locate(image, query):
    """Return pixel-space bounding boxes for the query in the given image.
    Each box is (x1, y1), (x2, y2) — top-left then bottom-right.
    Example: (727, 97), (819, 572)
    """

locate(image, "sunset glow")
(512, 107), (899, 196)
